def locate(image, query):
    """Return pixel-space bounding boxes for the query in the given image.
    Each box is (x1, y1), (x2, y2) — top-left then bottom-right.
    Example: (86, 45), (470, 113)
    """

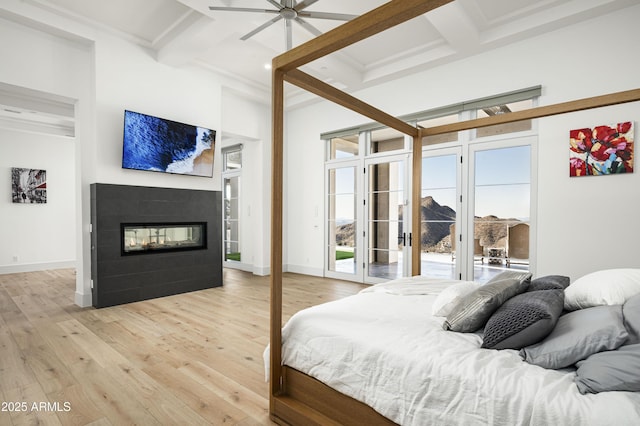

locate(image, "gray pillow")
(575, 344), (640, 394)
(486, 270), (533, 286)
(520, 305), (628, 369)
(482, 290), (564, 350)
(623, 293), (640, 345)
(444, 273), (531, 333)
(527, 275), (570, 292)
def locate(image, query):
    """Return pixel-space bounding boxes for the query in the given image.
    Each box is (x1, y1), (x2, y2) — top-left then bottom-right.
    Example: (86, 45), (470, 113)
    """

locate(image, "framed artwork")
(11, 167), (47, 203)
(569, 121), (634, 177)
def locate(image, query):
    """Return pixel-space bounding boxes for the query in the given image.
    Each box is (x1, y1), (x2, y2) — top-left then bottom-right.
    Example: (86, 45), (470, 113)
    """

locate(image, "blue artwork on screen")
(122, 110), (216, 177)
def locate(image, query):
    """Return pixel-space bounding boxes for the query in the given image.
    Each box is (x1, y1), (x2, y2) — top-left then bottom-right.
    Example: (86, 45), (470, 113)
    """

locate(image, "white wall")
(0, 2), (272, 305)
(0, 128), (75, 272)
(221, 90), (272, 275)
(284, 4), (640, 282)
(92, 34), (223, 191)
(0, 13), (92, 284)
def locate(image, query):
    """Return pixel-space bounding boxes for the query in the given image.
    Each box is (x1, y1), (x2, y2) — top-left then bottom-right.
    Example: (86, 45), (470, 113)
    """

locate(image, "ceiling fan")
(209, 0), (357, 50)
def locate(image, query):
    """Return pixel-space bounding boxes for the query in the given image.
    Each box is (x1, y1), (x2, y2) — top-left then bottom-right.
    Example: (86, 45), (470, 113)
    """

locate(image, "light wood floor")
(0, 268), (366, 425)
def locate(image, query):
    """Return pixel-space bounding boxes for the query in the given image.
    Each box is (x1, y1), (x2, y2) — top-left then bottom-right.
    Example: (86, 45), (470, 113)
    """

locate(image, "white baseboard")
(223, 261), (253, 273)
(0, 260), (75, 275)
(223, 262), (271, 276)
(75, 291), (92, 308)
(284, 264), (323, 277)
(252, 265), (270, 276)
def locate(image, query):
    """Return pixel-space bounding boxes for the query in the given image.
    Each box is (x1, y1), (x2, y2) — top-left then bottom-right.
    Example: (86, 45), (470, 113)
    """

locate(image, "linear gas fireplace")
(121, 222), (206, 255)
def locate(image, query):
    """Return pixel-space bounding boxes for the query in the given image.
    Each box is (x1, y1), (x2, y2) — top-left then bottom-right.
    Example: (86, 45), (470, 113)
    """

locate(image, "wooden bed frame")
(269, 1), (640, 424)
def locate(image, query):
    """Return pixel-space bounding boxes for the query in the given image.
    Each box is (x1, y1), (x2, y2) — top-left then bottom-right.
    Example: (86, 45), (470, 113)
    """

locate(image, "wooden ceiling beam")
(273, 0), (454, 72)
(284, 69), (418, 137)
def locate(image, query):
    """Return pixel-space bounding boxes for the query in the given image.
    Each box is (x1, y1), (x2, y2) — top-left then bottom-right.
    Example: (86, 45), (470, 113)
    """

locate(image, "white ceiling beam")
(424, 2), (479, 51)
(154, 10), (218, 67)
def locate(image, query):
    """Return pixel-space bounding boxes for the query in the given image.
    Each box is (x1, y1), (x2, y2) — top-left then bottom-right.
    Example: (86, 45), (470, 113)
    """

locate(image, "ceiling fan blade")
(240, 15), (283, 41)
(265, 0), (284, 10)
(297, 11), (357, 21)
(285, 18), (293, 50)
(209, 6), (279, 14)
(295, 17), (321, 37)
(294, 0), (319, 12)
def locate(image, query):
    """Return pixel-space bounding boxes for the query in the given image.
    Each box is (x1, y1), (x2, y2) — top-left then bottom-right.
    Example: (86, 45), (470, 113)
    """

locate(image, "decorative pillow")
(485, 270), (532, 286)
(443, 273), (531, 333)
(519, 305), (628, 369)
(564, 268), (640, 311)
(623, 293), (640, 345)
(432, 281), (481, 317)
(575, 344), (640, 394)
(527, 275), (570, 292)
(482, 290), (564, 350)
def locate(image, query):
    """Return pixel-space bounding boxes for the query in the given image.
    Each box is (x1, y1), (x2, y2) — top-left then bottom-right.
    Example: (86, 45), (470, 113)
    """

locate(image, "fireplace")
(90, 183), (222, 308)
(122, 222), (206, 255)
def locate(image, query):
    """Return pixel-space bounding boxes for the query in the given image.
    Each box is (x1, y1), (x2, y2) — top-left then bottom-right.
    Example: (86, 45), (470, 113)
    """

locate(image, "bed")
(268, 274), (640, 425)
(268, 1), (640, 424)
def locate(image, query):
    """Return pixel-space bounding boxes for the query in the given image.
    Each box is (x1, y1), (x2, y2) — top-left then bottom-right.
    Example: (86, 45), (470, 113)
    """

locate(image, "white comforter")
(279, 277), (640, 426)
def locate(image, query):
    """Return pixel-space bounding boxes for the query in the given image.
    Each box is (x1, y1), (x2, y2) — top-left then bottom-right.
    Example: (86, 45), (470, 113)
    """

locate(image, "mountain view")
(334, 196), (523, 253)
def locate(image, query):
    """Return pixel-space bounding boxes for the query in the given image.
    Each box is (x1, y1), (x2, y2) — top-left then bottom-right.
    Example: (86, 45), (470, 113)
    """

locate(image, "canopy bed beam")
(273, 0), (454, 72)
(270, 68), (285, 409)
(412, 135), (422, 276)
(284, 69), (418, 137)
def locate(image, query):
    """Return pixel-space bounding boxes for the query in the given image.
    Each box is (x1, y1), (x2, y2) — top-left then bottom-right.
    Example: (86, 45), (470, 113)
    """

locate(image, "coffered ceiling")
(7, 0), (640, 100)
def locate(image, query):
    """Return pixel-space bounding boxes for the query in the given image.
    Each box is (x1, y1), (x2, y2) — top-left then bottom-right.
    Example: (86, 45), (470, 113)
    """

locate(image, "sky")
(331, 144), (531, 223)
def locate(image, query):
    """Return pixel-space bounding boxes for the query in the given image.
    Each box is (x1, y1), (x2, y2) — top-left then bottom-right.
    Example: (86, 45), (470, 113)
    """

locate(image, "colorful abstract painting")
(569, 122), (634, 177)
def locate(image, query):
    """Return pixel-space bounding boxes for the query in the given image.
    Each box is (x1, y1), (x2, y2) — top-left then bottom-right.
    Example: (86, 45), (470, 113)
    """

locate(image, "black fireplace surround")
(90, 184), (222, 308)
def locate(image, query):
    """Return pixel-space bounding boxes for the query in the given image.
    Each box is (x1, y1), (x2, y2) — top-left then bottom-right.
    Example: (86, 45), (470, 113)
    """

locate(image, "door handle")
(398, 232), (406, 246)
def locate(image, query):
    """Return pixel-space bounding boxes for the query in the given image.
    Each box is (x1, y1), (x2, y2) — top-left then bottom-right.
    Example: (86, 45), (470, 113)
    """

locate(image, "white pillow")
(432, 281), (481, 317)
(564, 269), (640, 311)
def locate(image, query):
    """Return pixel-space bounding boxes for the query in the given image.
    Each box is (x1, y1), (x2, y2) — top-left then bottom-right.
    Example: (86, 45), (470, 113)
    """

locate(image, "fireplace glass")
(122, 222), (206, 255)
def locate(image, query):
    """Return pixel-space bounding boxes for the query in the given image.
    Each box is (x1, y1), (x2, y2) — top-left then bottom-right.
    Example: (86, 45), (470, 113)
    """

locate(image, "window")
(475, 99), (534, 138)
(419, 114), (459, 146)
(329, 135), (358, 160)
(370, 128), (405, 154)
(323, 87), (539, 283)
(222, 146), (242, 263)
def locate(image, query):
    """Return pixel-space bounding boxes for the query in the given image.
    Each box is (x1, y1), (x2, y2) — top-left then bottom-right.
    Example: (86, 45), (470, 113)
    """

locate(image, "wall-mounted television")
(122, 110), (216, 177)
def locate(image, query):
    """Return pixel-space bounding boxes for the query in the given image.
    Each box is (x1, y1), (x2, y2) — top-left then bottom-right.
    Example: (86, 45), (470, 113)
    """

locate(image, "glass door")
(223, 174), (241, 262)
(420, 147), (462, 280)
(326, 163), (361, 280)
(365, 155), (411, 283)
(470, 139), (533, 282)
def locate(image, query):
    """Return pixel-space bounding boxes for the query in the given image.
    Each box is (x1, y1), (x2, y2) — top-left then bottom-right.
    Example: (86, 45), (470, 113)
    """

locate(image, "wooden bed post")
(412, 135), (422, 276)
(270, 67), (285, 409)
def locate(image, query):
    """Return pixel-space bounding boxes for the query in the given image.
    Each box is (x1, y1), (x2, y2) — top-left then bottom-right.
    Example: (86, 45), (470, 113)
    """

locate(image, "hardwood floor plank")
(3, 381), (63, 426)
(0, 268), (365, 425)
(0, 326), (39, 393)
(47, 384), (107, 426)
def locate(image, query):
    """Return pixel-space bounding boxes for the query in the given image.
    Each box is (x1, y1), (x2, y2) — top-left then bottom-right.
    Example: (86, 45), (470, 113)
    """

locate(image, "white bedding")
(279, 277), (640, 425)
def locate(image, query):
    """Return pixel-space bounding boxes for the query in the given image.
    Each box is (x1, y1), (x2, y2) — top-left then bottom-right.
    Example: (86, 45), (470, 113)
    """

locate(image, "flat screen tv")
(122, 110), (216, 177)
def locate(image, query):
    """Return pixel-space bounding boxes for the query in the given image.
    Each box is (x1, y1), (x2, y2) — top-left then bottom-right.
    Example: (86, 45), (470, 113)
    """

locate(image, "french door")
(364, 155), (411, 283)
(421, 137), (534, 282)
(325, 154), (412, 283)
(420, 147), (463, 280)
(326, 162), (361, 280)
